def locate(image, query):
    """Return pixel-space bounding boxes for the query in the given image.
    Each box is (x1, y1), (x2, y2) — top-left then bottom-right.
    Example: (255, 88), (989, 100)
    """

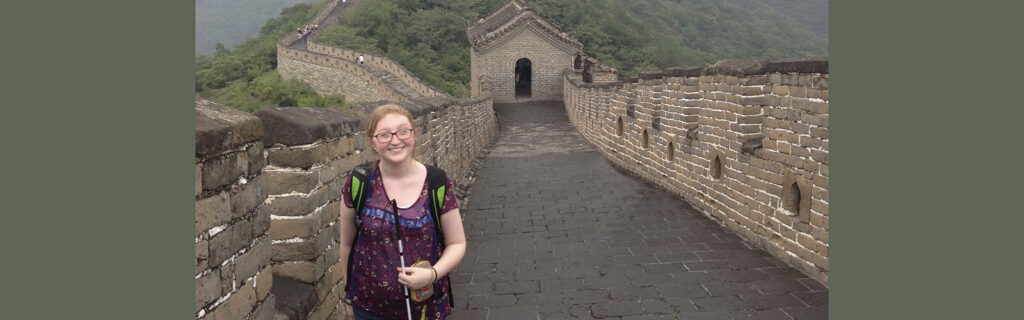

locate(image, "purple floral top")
(342, 164), (458, 320)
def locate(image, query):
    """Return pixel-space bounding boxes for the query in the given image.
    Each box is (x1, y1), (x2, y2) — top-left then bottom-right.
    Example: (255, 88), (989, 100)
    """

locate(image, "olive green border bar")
(833, 1), (1022, 319)
(3, 1), (194, 318)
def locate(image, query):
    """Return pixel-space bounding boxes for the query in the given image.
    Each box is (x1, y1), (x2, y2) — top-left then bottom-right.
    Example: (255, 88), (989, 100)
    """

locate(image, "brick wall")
(471, 23), (577, 103)
(276, 0), (449, 105)
(196, 92), (498, 320)
(195, 98), (276, 320)
(277, 44), (405, 103)
(563, 57), (830, 286)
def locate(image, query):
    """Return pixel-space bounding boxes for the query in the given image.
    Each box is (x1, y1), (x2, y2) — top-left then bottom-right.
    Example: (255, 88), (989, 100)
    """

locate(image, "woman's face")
(372, 113), (415, 164)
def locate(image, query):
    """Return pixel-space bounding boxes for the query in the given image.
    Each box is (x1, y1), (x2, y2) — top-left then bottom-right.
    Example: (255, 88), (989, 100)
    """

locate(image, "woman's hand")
(396, 267), (434, 290)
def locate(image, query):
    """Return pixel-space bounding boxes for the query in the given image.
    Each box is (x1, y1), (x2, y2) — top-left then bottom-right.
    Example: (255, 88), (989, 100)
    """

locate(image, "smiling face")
(372, 113), (416, 164)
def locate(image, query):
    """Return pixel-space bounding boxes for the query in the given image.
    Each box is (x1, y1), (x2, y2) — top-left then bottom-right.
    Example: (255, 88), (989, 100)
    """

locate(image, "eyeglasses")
(373, 129), (414, 143)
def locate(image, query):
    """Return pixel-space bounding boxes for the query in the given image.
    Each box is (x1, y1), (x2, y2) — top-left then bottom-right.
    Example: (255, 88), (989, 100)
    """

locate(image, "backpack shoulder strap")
(345, 161), (375, 294)
(425, 165), (456, 308)
(349, 161), (375, 223)
(425, 165), (448, 238)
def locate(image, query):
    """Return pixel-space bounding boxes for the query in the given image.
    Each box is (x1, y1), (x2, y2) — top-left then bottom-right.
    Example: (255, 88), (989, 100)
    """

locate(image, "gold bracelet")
(430, 267), (437, 282)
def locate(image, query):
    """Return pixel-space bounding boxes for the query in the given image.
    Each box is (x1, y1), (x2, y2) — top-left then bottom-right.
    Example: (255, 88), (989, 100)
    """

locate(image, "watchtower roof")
(467, 0), (582, 52)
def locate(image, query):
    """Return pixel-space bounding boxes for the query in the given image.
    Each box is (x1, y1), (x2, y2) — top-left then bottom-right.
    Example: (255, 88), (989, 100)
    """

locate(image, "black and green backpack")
(344, 161), (455, 307)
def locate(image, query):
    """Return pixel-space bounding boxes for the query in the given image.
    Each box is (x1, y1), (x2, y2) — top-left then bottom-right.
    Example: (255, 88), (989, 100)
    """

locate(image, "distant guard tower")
(468, 0), (583, 102)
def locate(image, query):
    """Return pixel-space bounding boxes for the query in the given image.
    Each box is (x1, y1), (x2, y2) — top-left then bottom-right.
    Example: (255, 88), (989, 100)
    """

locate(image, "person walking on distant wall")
(339, 104), (467, 320)
(359, 55), (365, 64)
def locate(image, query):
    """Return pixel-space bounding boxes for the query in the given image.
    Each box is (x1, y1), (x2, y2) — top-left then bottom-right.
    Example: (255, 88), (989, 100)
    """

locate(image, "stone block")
(195, 98), (264, 157)
(266, 185), (330, 217)
(329, 262), (346, 287)
(319, 157), (352, 186)
(810, 127), (829, 139)
(771, 85), (790, 96)
(325, 137), (355, 161)
(801, 114), (828, 128)
(202, 152), (247, 192)
(810, 101), (828, 114)
(272, 224), (336, 262)
(256, 266), (273, 301)
(196, 191), (231, 237)
(267, 144), (328, 170)
(812, 75), (829, 89)
(253, 202), (271, 237)
(236, 237), (271, 282)
(210, 218), (253, 267)
(314, 266), (332, 303)
(274, 260), (324, 283)
(196, 271), (221, 312)
(308, 286), (341, 320)
(269, 210), (326, 240)
(792, 122), (810, 135)
(231, 175), (267, 221)
(266, 169), (319, 195)
(792, 146), (810, 158)
(738, 114), (764, 125)
(253, 102), (362, 147)
(246, 142), (265, 177)
(322, 201), (341, 226)
(790, 86), (807, 98)
(208, 278), (257, 320)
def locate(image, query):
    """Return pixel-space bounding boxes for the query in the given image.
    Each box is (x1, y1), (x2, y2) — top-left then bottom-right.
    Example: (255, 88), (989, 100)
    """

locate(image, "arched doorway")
(514, 58), (532, 99)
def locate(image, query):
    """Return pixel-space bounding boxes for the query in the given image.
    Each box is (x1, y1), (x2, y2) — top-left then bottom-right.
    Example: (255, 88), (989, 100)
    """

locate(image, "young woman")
(340, 104), (467, 320)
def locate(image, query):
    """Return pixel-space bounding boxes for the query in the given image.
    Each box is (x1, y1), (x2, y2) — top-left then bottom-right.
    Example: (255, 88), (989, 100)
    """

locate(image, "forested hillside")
(317, 0), (827, 96)
(195, 0), (344, 112)
(196, 0), (827, 109)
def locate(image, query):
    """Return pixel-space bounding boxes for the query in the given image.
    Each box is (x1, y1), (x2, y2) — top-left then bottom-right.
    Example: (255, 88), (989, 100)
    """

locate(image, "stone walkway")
(448, 102), (828, 320)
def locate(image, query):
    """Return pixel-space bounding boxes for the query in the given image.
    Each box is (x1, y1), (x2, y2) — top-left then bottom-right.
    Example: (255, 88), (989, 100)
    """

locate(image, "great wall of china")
(195, 1), (828, 319)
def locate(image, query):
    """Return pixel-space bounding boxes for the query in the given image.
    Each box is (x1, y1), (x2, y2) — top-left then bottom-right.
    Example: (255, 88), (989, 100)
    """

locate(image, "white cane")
(391, 199), (413, 320)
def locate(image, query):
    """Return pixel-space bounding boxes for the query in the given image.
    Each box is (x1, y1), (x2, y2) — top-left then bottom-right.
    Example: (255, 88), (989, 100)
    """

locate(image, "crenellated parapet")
(564, 56), (830, 286)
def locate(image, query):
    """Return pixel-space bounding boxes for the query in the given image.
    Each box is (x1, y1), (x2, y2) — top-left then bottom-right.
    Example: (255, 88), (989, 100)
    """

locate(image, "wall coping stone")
(196, 98), (264, 157)
(622, 77), (639, 83)
(764, 56), (829, 74)
(253, 106), (364, 147)
(663, 67), (704, 78)
(638, 71), (664, 80)
(704, 59), (767, 76)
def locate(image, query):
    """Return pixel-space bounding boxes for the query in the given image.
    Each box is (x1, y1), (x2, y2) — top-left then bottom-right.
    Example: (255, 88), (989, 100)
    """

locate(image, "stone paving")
(448, 102), (828, 320)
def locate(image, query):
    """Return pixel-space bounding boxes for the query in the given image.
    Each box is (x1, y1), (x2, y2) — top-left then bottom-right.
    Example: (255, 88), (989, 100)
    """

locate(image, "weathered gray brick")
(202, 151), (247, 192)
(209, 218), (253, 267)
(196, 271), (221, 312)
(236, 237), (271, 282)
(273, 260), (323, 283)
(256, 265), (273, 301)
(265, 169), (319, 195)
(245, 142), (265, 177)
(207, 278), (257, 320)
(196, 191), (231, 236)
(231, 175), (267, 220)
(271, 223), (337, 262)
(267, 143), (328, 169)
(268, 209), (326, 240)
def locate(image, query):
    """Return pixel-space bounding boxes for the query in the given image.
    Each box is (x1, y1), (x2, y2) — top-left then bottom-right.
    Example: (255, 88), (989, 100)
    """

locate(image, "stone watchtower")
(468, 0), (583, 103)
